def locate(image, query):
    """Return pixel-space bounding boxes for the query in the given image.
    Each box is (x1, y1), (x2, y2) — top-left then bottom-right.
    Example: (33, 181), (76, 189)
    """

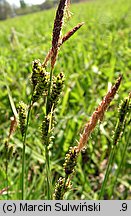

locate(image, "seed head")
(63, 146), (79, 175)
(77, 75), (122, 151)
(51, 0), (67, 69)
(31, 59), (42, 88)
(113, 92), (130, 145)
(48, 72), (65, 112)
(53, 177), (68, 200)
(61, 22), (84, 45)
(41, 114), (55, 146)
(18, 101), (27, 137)
(32, 72), (50, 103)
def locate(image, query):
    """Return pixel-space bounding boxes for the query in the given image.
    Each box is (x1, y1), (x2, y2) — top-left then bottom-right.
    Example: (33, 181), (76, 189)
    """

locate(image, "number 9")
(122, 203), (127, 211)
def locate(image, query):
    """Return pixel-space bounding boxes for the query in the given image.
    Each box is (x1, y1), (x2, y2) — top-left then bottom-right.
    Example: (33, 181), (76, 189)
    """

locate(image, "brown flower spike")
(42, 1), (84, 69)
(51, 0), (67, 69)
(77, 75), (122, 151)
(61, 22), (84, 45)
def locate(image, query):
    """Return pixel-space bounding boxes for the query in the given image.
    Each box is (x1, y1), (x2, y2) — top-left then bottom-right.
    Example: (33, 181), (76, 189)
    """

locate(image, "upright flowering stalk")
(41, 0), (84, 199)
(42, 0), (67, 70)
(45, 0), (67, 117)
(42, 1), (67, 200)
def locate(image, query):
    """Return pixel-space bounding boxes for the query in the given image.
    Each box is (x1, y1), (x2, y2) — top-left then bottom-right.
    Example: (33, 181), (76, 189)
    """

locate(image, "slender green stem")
(45, 68), (53, 200)
(5, 161), (8, 200)
(64, 175), (68, 188)
(99, 146), (116, 199)
(45, 144), (51, 199)
(21, 97), (33, 200)
(111, 127), (131, 197)
(63, 174), (68, 193)
(46, 68), (53, 115)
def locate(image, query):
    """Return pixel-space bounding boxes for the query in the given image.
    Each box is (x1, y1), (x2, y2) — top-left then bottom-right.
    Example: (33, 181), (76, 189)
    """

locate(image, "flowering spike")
(77, 75), (122, 151)
(41, 115), (50, 144)
(48, 72), (65, 112)
(51, 0), (67, 69)
(31, 62), (50, 103)
(61, 22), (84, 45)
(53, 177), (68, 200)
(41, 114), (55, 146)
(31, 59), (42, 89)
(113, 92), (131, 145)
(63, 146), (79, 175)
(18, 101), (27, 137)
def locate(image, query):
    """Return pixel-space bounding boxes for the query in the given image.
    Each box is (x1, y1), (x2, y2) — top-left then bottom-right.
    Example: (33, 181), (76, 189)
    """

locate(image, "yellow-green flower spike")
(49, 72), (65, 112)
(63, 146), (79, 175)
(31, 59), (42, 88)
(18, 101), (27, 137)
(53, 177), (67, 200)
(113, 95), (130, 145)
(41, 115), (50, 145)
(32, 72), (50, 103)
(41, 114), (55, 146)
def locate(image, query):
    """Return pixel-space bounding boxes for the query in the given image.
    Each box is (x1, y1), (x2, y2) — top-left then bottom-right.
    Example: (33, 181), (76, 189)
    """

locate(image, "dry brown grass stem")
(42, 48), (52, 68)
(8, 116), (17, 139)
(77, 75), (122, 151)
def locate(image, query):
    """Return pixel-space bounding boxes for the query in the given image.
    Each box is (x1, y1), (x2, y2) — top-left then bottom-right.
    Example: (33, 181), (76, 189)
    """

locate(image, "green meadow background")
(0, 0), (131, 199)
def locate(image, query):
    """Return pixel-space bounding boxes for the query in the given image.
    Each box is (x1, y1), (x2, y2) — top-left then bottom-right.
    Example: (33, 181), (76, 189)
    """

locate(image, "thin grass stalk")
(44, 68), (53, 200)
(21, 96), (33, 200)
(45, 144), (51, 199)
(112, 130), (130, 198)
(111, 118), (131, 198)
(98, 146), (116, 199)
(63, 174), (68, 189)
(4, 139), (9, 200)
(5, 158), (8, 199)
(46, 68), (53, 115)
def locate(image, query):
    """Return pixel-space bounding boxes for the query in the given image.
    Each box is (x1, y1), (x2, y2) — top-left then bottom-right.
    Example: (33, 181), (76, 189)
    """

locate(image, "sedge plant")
(18, 0), (84, 200)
